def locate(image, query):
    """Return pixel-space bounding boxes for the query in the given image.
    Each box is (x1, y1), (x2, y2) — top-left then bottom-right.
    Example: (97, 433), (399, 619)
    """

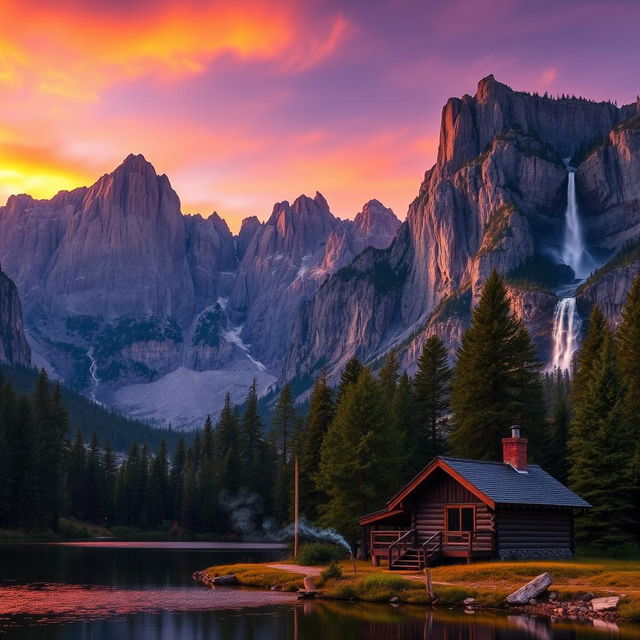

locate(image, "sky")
(1, 0), (640, 232)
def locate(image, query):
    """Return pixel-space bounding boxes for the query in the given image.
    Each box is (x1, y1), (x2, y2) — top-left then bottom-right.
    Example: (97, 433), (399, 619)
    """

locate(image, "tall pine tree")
(414, 335), (451, 457)
(568, 334), (635, 547)
(300, 370), (334, 522)
(317, 367), (403, 543)
(450, 271), (545, 460)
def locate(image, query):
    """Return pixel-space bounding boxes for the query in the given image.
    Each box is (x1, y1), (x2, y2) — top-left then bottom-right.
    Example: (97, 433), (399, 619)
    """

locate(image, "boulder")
(591, 596), (619, 612)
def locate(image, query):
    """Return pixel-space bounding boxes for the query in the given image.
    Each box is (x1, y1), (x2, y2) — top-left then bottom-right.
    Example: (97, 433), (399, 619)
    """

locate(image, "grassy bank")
(203, 558), (640, 621)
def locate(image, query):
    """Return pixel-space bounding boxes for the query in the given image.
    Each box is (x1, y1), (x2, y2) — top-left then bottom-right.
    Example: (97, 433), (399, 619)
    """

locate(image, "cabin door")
(445, 505), (475, 544)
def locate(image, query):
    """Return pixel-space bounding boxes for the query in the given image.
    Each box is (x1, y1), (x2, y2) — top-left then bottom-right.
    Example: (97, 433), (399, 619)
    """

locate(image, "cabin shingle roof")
(439, 457), (590, 508)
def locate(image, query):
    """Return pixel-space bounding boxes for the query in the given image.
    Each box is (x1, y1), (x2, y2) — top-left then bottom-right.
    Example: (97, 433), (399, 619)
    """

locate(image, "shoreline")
(194, 559), (640, 625)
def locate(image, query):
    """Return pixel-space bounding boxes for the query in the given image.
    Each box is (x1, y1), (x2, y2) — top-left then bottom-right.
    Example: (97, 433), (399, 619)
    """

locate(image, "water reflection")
(1, 602), (636, 640)
(0, 543), (638, 639)
(0, 542), (286, 587)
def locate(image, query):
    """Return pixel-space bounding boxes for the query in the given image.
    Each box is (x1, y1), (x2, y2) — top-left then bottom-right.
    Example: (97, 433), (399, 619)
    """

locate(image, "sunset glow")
(1, 0), (639, 230)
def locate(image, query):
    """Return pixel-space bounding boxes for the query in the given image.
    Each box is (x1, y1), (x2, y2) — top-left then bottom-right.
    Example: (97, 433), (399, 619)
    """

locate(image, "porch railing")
(387, 529), (416, 568)
(370, 529), (409, 565)
(442, 530), (494, 552)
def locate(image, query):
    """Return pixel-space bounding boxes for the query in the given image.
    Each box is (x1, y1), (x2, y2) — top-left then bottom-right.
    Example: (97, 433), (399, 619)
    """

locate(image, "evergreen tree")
(413, 335), (451, 456)
(16, 395), (37, 527)
(2, 386), (36, 526)
(568, 334), (635, 547)
(317, 368), (402, 543)
(0, 413), (9, 524)
(102, 441), (117, 525)
(32, 373), (68, 529)
(298, 371), (334, 522)
(147, 439), (169, 527)
(67, 430), (87, 519)
(543, 371), (571, 482)
(272, 385), (296, 464)
(239, 380), (266, 495)
(85, 432), (105, 523)
(572, 306), (610, 410)
(271, 432), (292, 526)
(378, 350), (400, 398)
(336, 357), (363, 402)
(614, 276), (640, 541)
(198, 417), (217, 532)
(181, 453), (199, 532)
(450, 271), (546, 460)
(214, 394), (241, 494)
(393, 372), (418, 480)
(170, 437), (186, 521)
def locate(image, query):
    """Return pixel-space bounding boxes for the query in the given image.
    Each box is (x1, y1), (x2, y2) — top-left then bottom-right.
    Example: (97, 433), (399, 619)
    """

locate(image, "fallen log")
(212, 574), (238, 586)
(506, 572), (553, 605)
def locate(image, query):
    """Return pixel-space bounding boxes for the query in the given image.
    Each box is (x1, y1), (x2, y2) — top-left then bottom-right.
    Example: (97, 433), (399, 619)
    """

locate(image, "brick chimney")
(502, 426), (528, 473)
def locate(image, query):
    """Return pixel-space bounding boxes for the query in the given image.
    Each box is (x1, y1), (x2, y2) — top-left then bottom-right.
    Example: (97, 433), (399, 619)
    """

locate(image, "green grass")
(203, 558), (640, 618)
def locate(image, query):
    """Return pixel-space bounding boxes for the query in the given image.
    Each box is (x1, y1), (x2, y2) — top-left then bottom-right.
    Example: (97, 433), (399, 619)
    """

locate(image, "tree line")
(1, 270), (638, 551)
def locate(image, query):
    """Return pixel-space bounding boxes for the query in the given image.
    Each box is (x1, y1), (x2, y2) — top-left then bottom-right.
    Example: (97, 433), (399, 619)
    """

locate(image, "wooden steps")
(390, 548), (422, 570)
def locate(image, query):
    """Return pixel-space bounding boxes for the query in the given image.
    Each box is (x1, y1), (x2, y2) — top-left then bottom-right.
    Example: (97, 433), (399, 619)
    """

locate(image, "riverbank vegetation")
(202, 557), (640, 620)
(1, 271), (639, 553)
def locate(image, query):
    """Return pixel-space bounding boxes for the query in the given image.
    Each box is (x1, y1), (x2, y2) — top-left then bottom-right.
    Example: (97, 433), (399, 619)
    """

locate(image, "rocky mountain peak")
(115, 153), (159, 177)
(237, 216), (261, 260)
(354, 199), (400, 237)
(437, 75), (632, 177)
(259, 193), (337, 259)
(83, 153), (178, 220)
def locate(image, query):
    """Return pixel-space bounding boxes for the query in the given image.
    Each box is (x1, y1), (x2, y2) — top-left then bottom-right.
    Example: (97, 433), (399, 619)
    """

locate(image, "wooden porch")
(370, 529), (495, 570)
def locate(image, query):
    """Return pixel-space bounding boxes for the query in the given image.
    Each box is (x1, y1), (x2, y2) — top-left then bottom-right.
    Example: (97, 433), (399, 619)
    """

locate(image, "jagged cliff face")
(229, 194), (400, 368)
(0, 154), (399, 427)
(0, 156), (196, 321)
(284, 76), (640, 384)
(4, 75), (640, 423)
(575, 117), (640, 320)
(0, 155), (245, 413)
(0, 269), (31, 367)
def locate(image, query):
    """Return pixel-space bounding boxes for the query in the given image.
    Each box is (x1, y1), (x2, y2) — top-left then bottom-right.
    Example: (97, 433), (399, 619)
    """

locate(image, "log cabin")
(359, 427), (590, 569)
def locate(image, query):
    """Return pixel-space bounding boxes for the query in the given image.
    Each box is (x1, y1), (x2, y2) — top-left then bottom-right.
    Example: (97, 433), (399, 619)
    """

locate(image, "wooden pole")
(424, 568), (433, 600)
(294, 456), (299, 558)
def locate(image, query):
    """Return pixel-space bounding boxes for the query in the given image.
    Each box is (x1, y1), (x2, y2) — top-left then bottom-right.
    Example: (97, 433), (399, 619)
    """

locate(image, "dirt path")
(266, 563), (322, 576)
(266, 564), (455, 586)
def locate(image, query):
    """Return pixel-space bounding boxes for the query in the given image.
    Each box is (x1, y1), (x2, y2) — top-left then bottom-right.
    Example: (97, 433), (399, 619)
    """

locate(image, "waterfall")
(87, 347), (102, 405)
(546, 167), (592, 373)
(560, 172), (595, 279)
(548, 297), (581, 371)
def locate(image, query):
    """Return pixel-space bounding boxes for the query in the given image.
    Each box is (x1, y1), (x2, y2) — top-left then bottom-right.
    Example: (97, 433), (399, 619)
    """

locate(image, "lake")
(0, 542), (637, 639)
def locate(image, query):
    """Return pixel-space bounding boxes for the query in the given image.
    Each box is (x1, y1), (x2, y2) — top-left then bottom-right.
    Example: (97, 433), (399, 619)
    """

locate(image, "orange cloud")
(0, 2), (351, 101)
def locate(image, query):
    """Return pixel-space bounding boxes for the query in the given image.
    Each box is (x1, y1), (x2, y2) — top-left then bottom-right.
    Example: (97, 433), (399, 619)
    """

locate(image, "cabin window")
(445, 506), (474, 532)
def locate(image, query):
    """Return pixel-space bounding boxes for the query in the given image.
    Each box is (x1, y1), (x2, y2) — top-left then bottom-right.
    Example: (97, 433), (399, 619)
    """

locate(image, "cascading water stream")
(561, 172), (595, 280)
(87, 347), (103, 405)
(547, 295), (580, 372)
(546, 166), (594, 373)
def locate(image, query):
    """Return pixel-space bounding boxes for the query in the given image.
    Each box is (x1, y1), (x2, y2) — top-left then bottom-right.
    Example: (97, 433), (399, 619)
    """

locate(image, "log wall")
(408, 469), (494, 551)
(495, 506), (574, 558)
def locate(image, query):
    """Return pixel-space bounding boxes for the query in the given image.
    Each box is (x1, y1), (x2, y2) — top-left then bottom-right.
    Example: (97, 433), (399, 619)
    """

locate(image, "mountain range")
(1, 75), (640, 429)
